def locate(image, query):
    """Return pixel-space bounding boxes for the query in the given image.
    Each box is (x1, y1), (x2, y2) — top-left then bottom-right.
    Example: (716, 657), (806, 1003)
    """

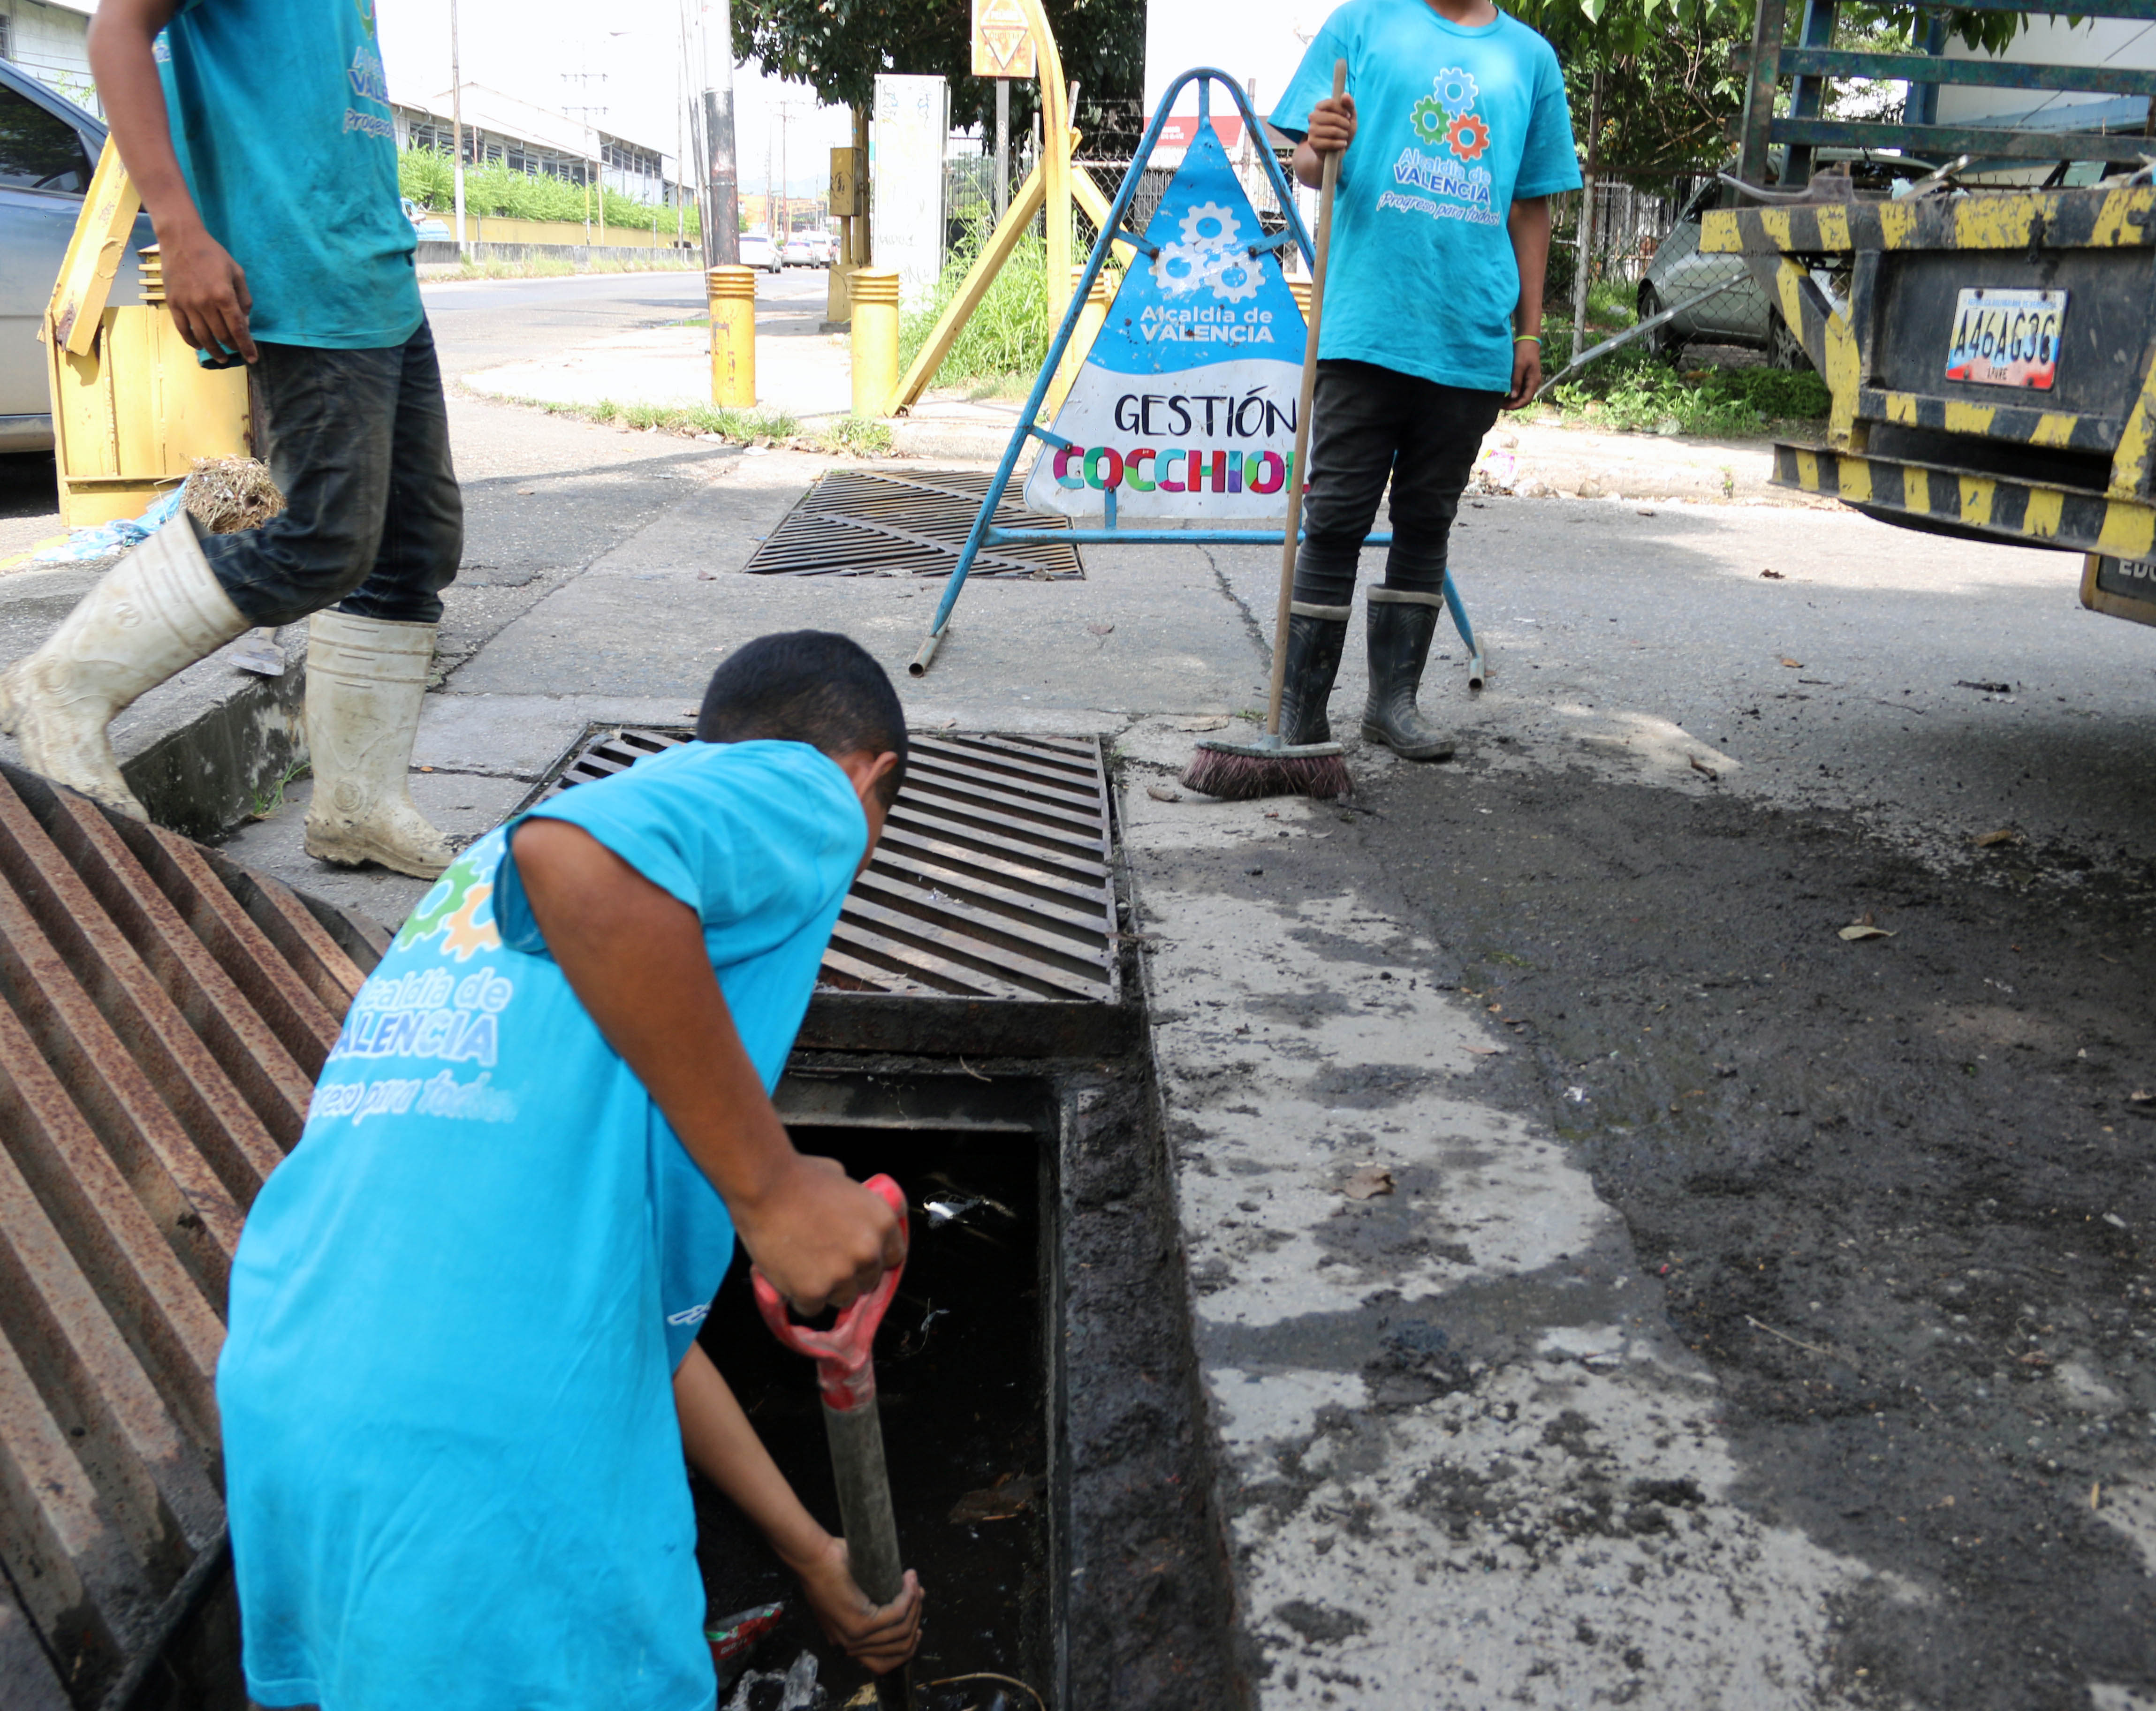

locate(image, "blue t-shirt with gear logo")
(158, 0), (423, 348)
(216, 740), (865, 1711)
(1274, 0), (1580, 392)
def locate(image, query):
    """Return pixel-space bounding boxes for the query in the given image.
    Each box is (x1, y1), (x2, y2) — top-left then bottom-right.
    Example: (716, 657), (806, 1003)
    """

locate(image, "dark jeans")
(1293, 359), (1505, 608)
(204, 320), (463, 628)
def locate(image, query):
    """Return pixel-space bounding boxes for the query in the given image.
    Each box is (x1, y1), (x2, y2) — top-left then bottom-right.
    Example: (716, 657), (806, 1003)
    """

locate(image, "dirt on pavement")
(1244, 757), (2156, 1709)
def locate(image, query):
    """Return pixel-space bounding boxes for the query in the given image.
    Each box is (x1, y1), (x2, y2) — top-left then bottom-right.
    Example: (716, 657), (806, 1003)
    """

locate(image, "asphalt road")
(420, 264), (829, 380)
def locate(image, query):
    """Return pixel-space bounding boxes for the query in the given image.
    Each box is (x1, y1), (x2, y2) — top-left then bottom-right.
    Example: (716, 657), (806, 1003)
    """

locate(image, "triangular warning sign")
(1024, 125), (1305, 520)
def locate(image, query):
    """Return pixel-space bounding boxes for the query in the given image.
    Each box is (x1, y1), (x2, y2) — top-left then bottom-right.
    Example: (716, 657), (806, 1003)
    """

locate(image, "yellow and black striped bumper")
(1773, 442), (2156, 559)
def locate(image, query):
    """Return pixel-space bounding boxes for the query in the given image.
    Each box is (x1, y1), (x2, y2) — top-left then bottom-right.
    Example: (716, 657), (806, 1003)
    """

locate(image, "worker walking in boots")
(2, 0), (460, 878)
(1272, 0), (1578, 760)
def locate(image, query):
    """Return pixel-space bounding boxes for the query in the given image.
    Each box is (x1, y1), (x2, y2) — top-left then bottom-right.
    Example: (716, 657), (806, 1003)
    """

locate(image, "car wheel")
(1768, 315), (1813, 371)
(1637, 285), (1678, 364)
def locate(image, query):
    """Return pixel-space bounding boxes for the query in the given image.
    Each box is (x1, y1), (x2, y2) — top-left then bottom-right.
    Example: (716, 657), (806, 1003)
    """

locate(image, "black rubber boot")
(1360, 589), (1455, 761)
(1275, 604), (1349, 746)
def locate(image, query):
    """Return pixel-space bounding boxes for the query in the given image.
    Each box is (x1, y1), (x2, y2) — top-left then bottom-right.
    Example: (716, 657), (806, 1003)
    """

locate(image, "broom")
(1182, 59), (1353, 803)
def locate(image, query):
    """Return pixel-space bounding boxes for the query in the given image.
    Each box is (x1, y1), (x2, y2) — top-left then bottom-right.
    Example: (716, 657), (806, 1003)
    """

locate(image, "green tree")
(732, 0), (1140, 146)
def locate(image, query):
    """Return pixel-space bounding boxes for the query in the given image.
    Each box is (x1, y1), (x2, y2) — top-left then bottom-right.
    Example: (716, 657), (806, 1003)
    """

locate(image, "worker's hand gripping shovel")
(753, 1174), (914, 1709)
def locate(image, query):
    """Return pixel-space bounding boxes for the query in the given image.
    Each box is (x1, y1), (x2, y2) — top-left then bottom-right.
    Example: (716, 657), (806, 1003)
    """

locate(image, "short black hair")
(695, 631), (908, 808)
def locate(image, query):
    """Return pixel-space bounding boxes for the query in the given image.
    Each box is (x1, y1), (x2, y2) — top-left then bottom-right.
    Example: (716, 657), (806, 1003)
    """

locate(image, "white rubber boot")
(0, 513), (248, 819)
(301, 612), (452, 879)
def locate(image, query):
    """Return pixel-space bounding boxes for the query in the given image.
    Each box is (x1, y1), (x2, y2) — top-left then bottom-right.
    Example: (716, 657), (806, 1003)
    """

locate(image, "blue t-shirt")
(216, 741), (865, 1711)
(1274, 0), (1580, 392)
(157, 0), (424, 349)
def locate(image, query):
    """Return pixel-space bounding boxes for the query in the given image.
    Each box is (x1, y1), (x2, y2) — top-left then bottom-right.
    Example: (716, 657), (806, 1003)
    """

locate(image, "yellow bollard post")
(707, 265), (757, 407)
(849, 269), (901, 419)
(1290, 278), (1312, 324)
(1046, 265), (1114, 418)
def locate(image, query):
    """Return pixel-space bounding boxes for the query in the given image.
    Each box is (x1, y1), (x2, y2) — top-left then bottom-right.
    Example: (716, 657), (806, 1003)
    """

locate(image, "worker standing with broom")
(1271, 0), (1579, 761)
(3, 0), (462, 878)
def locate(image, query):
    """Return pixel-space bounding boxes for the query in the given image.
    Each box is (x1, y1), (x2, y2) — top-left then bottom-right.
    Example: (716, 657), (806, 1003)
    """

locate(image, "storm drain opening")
(741, 469), (1082, 582)
(692, 1075), (1058, 1705)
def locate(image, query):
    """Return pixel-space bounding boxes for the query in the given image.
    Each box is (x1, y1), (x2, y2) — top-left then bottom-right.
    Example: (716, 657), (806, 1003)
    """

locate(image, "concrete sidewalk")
(459, 282), (1822, 506)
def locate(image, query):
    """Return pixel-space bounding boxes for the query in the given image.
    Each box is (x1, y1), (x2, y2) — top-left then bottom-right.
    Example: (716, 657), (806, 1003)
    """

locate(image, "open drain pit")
(691, 1103), (1053, 1705)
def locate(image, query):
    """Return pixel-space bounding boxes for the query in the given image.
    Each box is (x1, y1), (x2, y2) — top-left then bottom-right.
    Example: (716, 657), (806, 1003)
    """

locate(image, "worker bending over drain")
(220, 634), (922, 1708)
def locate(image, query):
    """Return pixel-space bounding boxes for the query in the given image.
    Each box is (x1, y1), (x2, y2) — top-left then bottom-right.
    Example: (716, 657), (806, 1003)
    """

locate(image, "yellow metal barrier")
(707, 266), (757, 407)
(43, 140), (249, 528)
(1045, 265), (1114, 418)
(850, 270), (902, 418)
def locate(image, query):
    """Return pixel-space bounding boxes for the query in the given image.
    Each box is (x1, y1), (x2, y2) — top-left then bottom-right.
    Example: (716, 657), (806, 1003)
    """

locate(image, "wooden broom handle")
(1266, 58), (1348, 738)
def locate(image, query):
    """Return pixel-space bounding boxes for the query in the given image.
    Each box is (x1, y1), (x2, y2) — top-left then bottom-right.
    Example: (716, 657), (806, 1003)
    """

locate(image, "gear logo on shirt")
(395, 845), (502, 962)
(1154, 201), (1261, 304)
(1411, 68), (1491, 162)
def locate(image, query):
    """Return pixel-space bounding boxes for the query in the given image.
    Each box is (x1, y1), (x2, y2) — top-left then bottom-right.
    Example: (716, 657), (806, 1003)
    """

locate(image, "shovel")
(752, 1173), (914, 1711)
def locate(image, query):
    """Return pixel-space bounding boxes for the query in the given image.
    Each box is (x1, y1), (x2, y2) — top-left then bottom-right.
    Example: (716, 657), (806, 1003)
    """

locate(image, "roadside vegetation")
(898, 218), (1054, 398)
(1534, 280), (1830, 437)
(398, 147), (699, 237)
(492, 393), (895, 457)
(419, 257), (698, 282)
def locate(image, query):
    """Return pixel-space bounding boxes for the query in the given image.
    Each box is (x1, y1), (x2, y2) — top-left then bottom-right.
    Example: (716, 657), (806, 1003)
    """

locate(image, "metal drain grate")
(537, 729), (1117, 1006)
(742, 468), (1083, 581)
(0, 760), (381, 1708)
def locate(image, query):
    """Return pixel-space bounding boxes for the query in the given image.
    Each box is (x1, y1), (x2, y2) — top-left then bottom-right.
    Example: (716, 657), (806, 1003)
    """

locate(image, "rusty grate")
(538, 729), (1117, 1005)
(742, 469), (1082, 581)
(0, 760), (379, 1708)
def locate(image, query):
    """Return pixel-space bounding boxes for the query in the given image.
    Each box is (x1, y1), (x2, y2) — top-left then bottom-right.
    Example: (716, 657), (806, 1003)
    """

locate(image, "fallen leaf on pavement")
(1689, 754), (1720, 779)
(1145, 785), (1182, 803)
(1087, 622), (1116, 636)
(1344, 1164), (1395, 1200)
(1974, 828), (2020, 848)
(2131, 1090), (2155, 1105)
(1838, 911), (1896, 942)
(1175, 715), (1230, 732)
(1761, 568), (1787, 579)
(1780, 656), (1805, 668)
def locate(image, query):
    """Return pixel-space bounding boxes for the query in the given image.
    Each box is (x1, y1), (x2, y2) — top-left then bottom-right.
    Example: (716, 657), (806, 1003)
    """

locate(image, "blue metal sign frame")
(906, 67), (1482, 679)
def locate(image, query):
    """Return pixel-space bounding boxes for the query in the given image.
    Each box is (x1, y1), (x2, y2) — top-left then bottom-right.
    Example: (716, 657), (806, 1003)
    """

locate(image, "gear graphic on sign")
(1410, 94), (1450, 145)
(1154, 237), (1220, 296)
(1210, 252), (1261, 303)
(1448, 112), (1491, 162)
(1178, 201), (1241, 247)
(1433, 67), (1480, 116)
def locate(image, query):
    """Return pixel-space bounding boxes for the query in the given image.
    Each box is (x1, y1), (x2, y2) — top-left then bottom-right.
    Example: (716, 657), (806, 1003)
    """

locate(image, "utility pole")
(779, 102), (788, 242)
(449, 0), (469, 257)
(697, 0), (740, 266)
(994, 81), (1009, 220)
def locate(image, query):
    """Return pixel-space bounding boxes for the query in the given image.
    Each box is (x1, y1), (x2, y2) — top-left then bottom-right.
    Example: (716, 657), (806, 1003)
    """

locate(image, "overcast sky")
(377, 0), (854, 194)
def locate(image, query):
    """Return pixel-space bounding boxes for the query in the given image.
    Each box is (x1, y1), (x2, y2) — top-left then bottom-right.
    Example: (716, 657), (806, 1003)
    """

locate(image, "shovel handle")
(751, 1174), (908, 1410)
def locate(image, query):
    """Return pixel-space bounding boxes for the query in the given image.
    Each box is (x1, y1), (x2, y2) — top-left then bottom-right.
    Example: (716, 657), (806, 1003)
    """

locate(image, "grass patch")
(1538, 350), (1830, 438)
(494, 393), (902, 457)
(400, 146), (698, 236)
(899, 218), (1054, 390)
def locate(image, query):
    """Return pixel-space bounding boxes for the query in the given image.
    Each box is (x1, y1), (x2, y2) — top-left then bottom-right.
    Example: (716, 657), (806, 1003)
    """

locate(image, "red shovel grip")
(752, 1173), (908, 1412)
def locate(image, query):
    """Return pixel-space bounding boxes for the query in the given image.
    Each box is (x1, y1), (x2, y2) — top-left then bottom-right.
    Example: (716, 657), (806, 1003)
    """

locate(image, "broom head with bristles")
(1181, 732), (1351, 802)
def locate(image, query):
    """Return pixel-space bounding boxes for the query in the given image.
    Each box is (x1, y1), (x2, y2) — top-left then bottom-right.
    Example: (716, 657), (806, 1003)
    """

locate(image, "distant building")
(392, 82), (683, 207)
(0, 0), (97, 114)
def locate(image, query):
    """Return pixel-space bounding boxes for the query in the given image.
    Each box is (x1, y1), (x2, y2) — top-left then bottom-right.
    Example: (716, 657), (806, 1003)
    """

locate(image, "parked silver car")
(1635, 179), (1808, 369)
(1, 60), (152, 454)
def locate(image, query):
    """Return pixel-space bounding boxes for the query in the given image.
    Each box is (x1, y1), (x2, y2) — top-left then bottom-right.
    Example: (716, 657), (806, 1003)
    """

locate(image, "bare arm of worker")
(1292, 93), (1356, 188)
(1505, 196), (1552, 409)
(85, 0), (258, 363)
(675, 1343), (923, 1672)
(510, 817), (902, 1313)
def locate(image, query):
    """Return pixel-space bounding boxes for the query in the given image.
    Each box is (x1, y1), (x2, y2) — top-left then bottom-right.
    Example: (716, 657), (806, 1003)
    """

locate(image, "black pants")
(202, 319), (463, 628)
(1294, 359), (1504, 607)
